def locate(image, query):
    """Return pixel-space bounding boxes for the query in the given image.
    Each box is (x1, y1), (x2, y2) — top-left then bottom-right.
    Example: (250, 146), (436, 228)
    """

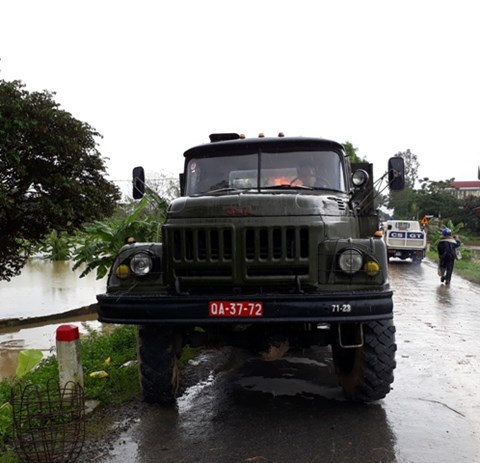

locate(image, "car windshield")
(185, 150), (346, 195)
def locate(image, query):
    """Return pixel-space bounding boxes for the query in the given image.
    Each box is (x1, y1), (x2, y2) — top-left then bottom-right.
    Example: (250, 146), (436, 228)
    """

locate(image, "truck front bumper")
(96, 290), (394, 325)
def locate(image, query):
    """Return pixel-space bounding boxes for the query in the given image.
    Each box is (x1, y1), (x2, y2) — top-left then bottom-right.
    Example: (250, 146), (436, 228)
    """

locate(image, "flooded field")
(0, 258), (106, 379)
(0, 258), (105, 320)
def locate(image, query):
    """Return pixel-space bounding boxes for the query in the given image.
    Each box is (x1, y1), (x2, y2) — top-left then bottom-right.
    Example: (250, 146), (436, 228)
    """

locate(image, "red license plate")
(209, 301), (263, 317)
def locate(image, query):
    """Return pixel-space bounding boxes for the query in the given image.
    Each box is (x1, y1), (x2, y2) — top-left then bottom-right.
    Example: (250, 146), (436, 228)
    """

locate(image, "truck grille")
(245, 227), (309, 261)
(167, 225), (310, 282)
(172, 228), (233, 262)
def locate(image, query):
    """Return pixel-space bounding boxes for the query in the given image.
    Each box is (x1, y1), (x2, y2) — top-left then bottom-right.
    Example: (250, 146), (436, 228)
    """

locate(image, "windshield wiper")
(262, 184), (314, 190)
(202, 187), (244, 195)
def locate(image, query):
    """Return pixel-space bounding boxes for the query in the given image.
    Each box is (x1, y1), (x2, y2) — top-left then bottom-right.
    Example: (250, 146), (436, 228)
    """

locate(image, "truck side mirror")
(132, 166), (145, 199)
(388, 157), (405, 191)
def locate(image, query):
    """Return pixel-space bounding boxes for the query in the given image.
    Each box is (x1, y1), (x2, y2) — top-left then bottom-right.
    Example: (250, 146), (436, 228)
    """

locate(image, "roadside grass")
(0, 324), (199, 461)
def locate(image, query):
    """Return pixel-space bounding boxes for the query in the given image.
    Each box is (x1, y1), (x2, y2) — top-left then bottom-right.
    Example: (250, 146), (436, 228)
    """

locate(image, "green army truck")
(97, 133), (405, 404)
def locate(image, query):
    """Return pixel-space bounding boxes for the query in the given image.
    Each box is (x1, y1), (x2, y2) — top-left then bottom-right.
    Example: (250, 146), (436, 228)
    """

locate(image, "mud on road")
(78, 346), (395, 463)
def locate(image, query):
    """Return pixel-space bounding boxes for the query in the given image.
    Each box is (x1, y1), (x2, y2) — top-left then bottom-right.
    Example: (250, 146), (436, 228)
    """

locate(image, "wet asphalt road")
(98, 258), (480, 463)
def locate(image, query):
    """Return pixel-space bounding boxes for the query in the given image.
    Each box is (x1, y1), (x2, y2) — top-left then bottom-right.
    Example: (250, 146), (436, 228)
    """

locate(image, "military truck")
(97, 133), (405, 404)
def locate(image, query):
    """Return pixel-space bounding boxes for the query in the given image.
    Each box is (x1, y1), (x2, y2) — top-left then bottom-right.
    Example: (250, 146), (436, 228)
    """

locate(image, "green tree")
(0, 79), (120, 281)
(343, 141), (367, 163)
(414, 178), (457, 219)
(386, 188), (416, 219)
(386, 149), (420, 218)
(393, 149), (419, 189)
(414, 178), (480, 235)
(459, 195), (480, 234)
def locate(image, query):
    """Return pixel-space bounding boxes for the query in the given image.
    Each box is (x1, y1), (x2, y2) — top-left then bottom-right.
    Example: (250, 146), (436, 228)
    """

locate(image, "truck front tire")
(137, 325), (180, 404)
(332, 319), (396, 402)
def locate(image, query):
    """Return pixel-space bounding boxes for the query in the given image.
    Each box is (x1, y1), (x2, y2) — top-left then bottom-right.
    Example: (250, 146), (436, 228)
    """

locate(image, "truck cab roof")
(183, 135), (345, 159)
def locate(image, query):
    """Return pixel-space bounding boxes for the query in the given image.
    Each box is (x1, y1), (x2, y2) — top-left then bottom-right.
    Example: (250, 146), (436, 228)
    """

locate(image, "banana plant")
(72, 191), (168, 279)
(430, 219), (465, 252)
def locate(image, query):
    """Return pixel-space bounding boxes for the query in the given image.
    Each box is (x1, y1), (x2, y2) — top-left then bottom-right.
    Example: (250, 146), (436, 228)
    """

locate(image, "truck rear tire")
(137, 325), (180, 404)
(332, 319), (396, 402)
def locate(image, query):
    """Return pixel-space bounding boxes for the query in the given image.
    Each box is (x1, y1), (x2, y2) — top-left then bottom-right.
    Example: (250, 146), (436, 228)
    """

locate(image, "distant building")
(447, 181), (480, 200)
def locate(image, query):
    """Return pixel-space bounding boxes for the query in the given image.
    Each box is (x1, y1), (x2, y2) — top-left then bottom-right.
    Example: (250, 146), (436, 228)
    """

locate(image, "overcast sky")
(1, 0), (479, 188)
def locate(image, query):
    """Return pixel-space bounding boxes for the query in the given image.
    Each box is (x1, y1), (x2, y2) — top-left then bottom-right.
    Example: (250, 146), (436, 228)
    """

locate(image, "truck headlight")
(338, 249), (363, 274)
(130, 252), (153, 276)
(352, 169), (369, 187)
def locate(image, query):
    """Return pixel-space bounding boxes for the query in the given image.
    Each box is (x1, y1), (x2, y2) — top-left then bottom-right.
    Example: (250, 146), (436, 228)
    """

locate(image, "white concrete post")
(56, 324), (84, 390)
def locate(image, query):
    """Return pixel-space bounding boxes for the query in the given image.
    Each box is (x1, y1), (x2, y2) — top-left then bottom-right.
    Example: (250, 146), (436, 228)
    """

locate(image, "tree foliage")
(393, 149), (419, 189)
(343, 141), (367, 163)
(0, 79), (120, 280)
(385, 175), (480, 235)
(72, 191), (169, 279)
(386, 149), (420, 217)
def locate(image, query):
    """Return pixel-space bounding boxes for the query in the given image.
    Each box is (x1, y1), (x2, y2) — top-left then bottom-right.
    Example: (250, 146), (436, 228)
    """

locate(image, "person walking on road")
(437, 228), (461, 285)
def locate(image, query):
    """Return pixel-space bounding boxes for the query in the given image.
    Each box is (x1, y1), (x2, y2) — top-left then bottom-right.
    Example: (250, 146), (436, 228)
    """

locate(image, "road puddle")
(177, 371), (216, 411)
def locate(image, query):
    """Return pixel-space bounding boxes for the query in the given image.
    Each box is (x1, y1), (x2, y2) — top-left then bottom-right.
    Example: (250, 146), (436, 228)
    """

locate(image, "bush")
(0, 324), (139, 455)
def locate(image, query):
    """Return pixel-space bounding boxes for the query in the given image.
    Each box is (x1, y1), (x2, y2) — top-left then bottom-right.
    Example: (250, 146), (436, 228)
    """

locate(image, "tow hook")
(338, 323), (364, 348)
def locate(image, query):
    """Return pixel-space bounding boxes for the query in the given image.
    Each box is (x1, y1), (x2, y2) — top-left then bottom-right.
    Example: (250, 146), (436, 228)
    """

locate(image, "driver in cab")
(291, 166), (317, 187)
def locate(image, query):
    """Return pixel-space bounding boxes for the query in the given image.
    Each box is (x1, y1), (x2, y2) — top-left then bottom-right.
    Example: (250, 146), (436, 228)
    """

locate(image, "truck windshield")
(185, 150), (346, 195)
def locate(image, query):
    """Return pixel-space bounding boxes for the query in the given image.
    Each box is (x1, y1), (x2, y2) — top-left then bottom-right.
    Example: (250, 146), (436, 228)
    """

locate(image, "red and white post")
(56, 324), (84, 389)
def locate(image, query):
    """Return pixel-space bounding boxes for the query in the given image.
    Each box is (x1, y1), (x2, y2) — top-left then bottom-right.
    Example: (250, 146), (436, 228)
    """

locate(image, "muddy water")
(0, 259), (106, 379)
(0, 258), (105, 319)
